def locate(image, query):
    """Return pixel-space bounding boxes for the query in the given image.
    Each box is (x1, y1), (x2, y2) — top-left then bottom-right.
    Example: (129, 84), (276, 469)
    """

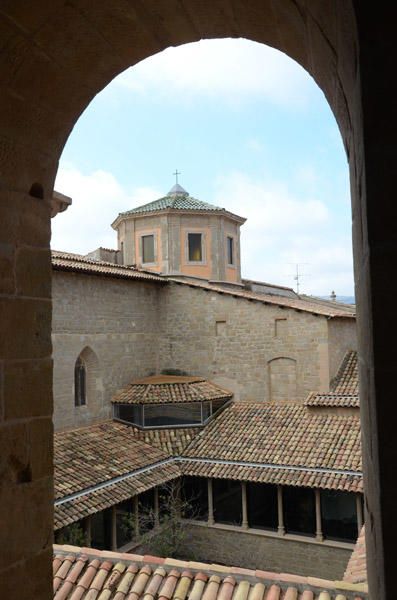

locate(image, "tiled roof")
(169, 279), (356, 319)
(114, 193), (244, 224)
(181, 461), (362, 493)
(331, 351), (358, 394)
(54, 422), (169, 501)
(55, 462), (180, 530)
(119, 194), (224, 214)
(52, 251), (165, 283)
(182, 402), (362, 491)
(128, 426), (200, 456)
(305, 352), (359, 408)
(304, 393), (359, 408)
(344, 526), (367, 585)
(112, 376), (233, 405)
(53, 545), (368, 599)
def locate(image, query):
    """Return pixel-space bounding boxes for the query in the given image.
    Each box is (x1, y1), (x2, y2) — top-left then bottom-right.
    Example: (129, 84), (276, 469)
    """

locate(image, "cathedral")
(51, 183), (364, 596)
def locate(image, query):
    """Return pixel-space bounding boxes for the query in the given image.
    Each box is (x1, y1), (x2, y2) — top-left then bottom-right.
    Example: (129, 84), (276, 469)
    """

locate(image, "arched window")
(74, 356), (86, 406)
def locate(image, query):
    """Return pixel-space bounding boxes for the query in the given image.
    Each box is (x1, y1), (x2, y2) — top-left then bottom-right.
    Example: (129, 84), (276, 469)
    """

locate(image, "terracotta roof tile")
(53, 546), (367, 599)
(331, 352), (358, 395)
(183, 402), (362, 480)
(127, 427), (200, 456)
(305, 352), (359, 408)
(344, 527), (367, 585)
(52, 251), (165, 283)
(169, 279), (356, 319)
(112, 377), (233, 405)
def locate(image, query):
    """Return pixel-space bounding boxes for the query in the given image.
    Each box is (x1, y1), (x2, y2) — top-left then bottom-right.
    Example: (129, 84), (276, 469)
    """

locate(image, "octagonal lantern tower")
(111, 183), (246, 285)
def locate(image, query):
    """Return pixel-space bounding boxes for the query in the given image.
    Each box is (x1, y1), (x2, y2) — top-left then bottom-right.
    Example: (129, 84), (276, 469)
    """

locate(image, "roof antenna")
(288, 263), (310, 295)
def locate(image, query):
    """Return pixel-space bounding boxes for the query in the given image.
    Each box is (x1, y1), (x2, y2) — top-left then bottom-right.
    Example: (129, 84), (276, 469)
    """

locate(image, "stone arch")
(268, 357), (297, 402)
(0, 3), (393, 598)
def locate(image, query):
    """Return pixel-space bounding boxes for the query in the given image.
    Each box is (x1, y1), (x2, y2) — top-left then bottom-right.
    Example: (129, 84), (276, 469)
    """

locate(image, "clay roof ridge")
(167, 279), (356, 318)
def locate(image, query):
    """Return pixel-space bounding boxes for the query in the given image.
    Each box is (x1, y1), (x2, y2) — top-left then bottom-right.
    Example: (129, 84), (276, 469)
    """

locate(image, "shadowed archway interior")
(0, 2), (395, 598)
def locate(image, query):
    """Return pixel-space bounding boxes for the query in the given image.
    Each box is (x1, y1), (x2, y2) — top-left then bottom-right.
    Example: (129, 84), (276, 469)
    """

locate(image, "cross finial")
(173, 169), (181, 184)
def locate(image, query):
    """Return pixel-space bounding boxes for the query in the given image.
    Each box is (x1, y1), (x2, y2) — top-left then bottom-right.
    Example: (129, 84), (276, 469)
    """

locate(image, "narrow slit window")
(227, 236), (234, 265)
(74, 357), (86, 406)
(188, 233), (203, 262)
(142, 234), (155, 263)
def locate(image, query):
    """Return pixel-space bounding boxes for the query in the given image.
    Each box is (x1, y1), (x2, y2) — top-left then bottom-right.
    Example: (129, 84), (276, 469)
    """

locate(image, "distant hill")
(319, 295), (355, 305)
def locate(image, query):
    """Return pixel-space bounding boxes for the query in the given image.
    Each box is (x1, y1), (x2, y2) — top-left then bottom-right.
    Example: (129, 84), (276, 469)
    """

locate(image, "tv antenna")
(288, 263), (310, 295)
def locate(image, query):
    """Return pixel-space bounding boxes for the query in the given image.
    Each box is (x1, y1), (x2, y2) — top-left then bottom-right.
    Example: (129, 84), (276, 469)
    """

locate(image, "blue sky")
(53, 39), (353, 296)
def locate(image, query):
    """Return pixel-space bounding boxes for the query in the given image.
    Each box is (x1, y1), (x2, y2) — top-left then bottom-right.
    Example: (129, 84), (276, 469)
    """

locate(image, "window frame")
(185, 230), (206, 265)
(226, 235), (235, 266)
(140, 233), (156, 265)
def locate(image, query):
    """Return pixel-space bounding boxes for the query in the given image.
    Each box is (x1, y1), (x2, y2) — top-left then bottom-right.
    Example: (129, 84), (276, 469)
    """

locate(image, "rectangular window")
(227, 236), (234, 265)
(247, 482), (278, 531)
(213, 479), (242, 526)
(283, 486), (316, 536)
(142, 234), (155, 263)
(188, 233), (203, 261)
(181, 476), (208, 521)
(143, 402), (202, 427)
(321, 490), (358, 542)
(114, 404), (143, 427)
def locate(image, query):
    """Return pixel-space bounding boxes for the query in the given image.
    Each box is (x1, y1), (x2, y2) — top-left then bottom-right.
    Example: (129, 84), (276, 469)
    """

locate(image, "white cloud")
(52, 164), (160, 254)
(115, 39), (317, 109)
(52, 165), (353, 295)
(214, 171), (353, 295)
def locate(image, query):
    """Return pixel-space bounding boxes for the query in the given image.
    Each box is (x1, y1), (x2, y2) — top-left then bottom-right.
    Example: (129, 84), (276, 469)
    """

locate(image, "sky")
(53, 39), (354, 296)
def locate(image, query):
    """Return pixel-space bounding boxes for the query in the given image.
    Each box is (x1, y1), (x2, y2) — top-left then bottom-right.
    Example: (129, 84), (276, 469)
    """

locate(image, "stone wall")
(179, 524), (352, 580)
(52, 273), (357, 429)
(52, 271), (161, 430)
(158, 282), (336, 403)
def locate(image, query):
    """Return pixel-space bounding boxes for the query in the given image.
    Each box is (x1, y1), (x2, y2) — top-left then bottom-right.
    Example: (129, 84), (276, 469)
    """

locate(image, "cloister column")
(241, 482), (248, 529)
(356, 495), (363, 533)
(207, 479), (215, 526)
(277, 486), (285, 535)
(315, 490), (323, 542)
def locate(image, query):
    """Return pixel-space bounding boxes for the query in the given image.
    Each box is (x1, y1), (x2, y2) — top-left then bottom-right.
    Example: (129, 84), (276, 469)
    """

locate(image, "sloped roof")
(52, 251), (165, 283)
(53, 545), (368, 599)
(305, 351), (359, 408)
(54, 421), (169, 501)
(169, 278), (356, 319)
(344, 526), (367, 585)
(112, 376), (233, 405)
(127, 426), (200, 456)
(183, 402), (362, 477)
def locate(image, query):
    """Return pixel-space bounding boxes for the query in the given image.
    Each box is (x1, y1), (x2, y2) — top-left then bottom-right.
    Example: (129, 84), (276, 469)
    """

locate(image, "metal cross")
(173, 169), (181, 184)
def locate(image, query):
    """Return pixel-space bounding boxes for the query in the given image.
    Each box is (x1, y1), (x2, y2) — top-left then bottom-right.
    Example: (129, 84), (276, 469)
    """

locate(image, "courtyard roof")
(305, 351), (359, 408)
(112, 376), (233, 405)
(52, 251), (165, 283)
(183, 402), (362, 482)
(53, 545), (368, 599)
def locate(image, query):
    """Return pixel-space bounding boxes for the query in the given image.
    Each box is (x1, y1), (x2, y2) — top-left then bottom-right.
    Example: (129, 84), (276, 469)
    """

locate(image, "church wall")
(158, 282), (331, 403)
(328, 318), (357, 384)
(52, 271), (161, 430)
(178, 524), (352, 580)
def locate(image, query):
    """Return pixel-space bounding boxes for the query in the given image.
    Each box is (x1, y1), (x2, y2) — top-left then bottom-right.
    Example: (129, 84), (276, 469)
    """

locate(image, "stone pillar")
(277, 486), (285, 535)
(134, 496), (139, 538)
(208, 479), (215, 526)
(0, 188), (53, 599)
(315, 489), (323, 541)
(154, 487), (160, 528)
(111, 506), (117, 550)
(241, 482), (248, 529)
(356, 494), (364, 533)
(85, 515), (92, 547)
